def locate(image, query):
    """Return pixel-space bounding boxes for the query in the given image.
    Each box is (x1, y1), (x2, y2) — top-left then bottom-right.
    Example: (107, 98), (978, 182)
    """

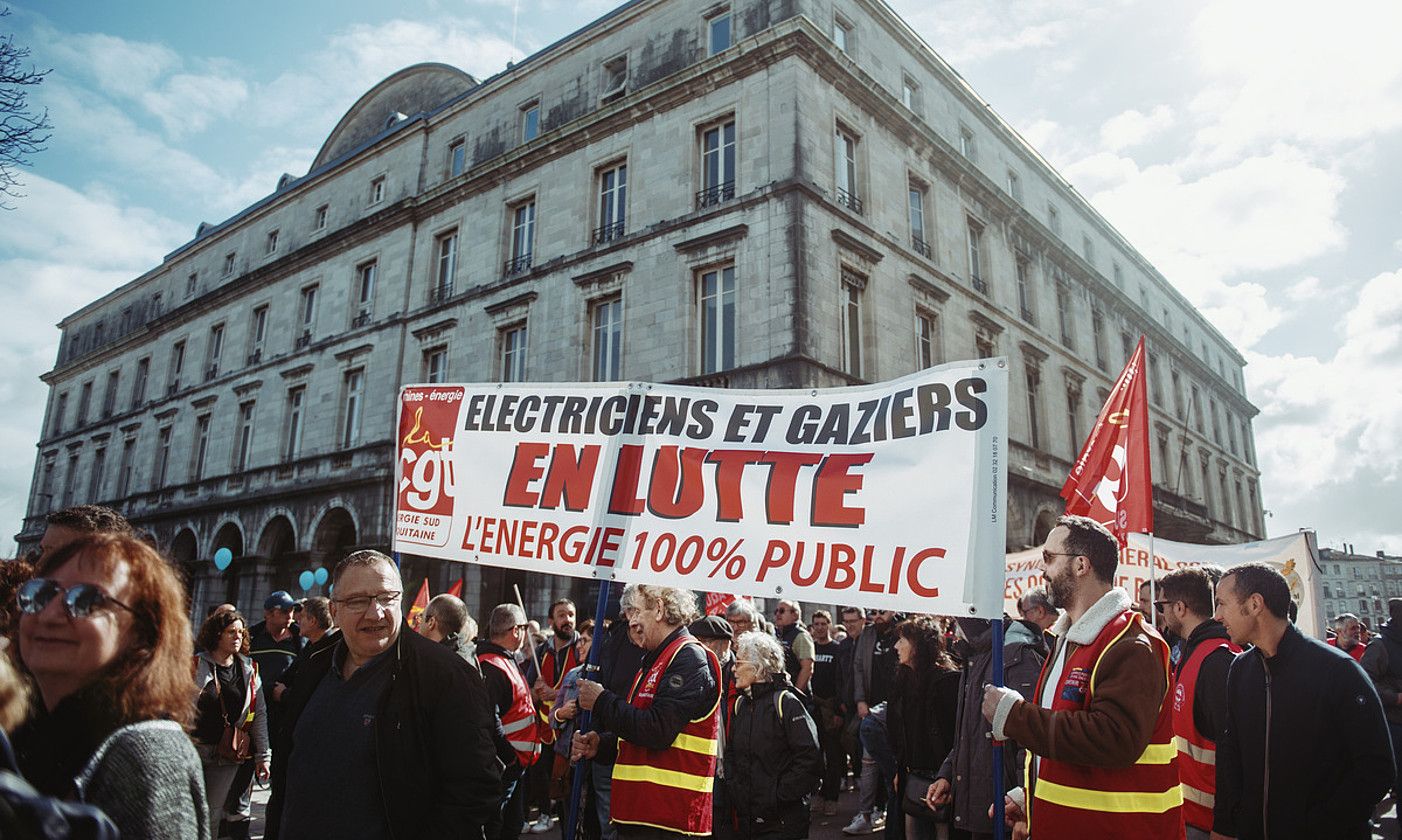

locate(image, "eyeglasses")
(1153, 600), (1178, 611)
(1041, 550), (1080, 563)
(16, 578), (134, 619)
(333, 591), (402, 613)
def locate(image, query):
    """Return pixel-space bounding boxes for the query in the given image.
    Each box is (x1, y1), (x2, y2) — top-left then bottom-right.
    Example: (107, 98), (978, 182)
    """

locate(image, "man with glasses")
(1016, 588), (1060, 635)
(772, 599), (815, 695)
(266, 550), (501, 840)
(480, 603), (542, 840)
(836, 607), (867, 794)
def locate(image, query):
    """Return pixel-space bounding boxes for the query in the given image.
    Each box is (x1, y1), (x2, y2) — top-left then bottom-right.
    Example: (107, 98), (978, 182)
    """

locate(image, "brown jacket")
(1001, 588), (1168, 773)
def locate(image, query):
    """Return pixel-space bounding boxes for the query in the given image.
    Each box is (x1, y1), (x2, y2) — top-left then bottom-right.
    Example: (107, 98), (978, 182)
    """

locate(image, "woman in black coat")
(889, 616), (961, 840)
(725, 631), (822, 840)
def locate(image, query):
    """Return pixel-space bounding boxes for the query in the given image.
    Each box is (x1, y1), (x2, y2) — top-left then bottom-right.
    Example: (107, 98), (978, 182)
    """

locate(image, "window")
(63, 452), (78, 507)
(1241, 419), (1254, 465)
(1234, 479), (1246, 531)
(600, 55), (628, 102)
(1219, 470), (1233, 527)
(89, 446), (106, 501)
(206, 323), (224, 380)
(77, 381), (92, 426)
(915, 310), (940, 369)
(901, 75), (919, 112)
(966, 218), (986, 293)
(52, 392), (67, 436)
(434, 229), (458, 298)
(284, 386), (305, 460)
(222, 252), (236, 277)
(834, 127), (861, 212)
(151, 292), (163, 318)
(266, 229), (279, 255)
(168, 340), (185, 391)
(1065, 386), (1081, 457)
(595, 162), (627, 243)
(959, 124), (976, 161)
(1056, 284), (1075, 351)
(841, 271), (865, 377)
(975, 333), (995, 360)
(341, 368), (365, 447)
(1157, 433), (1171, 487)
(698, 265), (736, 374)
(1192, 384), (1204, 432)
(521, 102), (540, 142)
(39, 454), (55, 503)
(591, 296), (623, 381)
(192, 414), (211, 481)
(300, 285), (318, 336)
(369, 176), (385, 205)
(1007, 169), (1022, 201)
(698, 119), (736, 207)
(500, 324), (528, 383)
(449, 139), (467, 177)
(1016, 256), (1035, 323)
(314, 204), (329, 230)
(708, 11), (732, 55)
(154, 426), (172, 488)
(1210, 397), (1222, 444)
(1025, 365), (1043, 451)
(1172, 370), (1185, 419)
(507, 200), (536, 275)
(249, 305), (268, 363)
(186, 273), (198, 298)
(908, 183), (929, 257)
(1112, 262), (1123, 288)
(355, 261), (377, 322)
(131, 357), (149, 408)
(102, 370), (119, 418)
(1048, 204), (1061, 236)
(1149, 354), (1163, 406)
(424, 347), (449, 384)
(832, 17), (851, 51)
(1121, 330), (1134, 364)
(117, 437), (135, 497)
(234, 401), (255, 471)
(1081, 234), (1094, 263)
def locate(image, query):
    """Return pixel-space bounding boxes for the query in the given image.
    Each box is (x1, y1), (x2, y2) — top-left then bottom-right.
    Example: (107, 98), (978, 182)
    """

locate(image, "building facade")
(1318, 547), (1402, 633)
(17, 0), (1265, 622)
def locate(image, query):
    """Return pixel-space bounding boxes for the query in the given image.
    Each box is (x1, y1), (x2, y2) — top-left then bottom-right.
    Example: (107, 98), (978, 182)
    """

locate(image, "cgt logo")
(398, 387), (463, 517)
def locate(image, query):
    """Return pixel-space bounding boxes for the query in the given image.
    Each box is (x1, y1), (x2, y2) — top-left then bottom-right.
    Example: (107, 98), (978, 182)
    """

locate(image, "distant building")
(1318, 547), (1402, 632)
(17, 0), (1264, 622)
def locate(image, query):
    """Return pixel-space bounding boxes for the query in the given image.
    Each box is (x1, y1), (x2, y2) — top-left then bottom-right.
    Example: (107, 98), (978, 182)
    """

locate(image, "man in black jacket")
(266, 550), (501, 840)
(1362, 597), (1402, 805)
(1212, 562), (1392, 840)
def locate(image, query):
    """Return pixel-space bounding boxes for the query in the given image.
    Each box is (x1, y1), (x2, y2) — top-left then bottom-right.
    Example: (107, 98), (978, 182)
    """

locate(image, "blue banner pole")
(992, 616), (1006, 840)
(564, 579), (612, 840)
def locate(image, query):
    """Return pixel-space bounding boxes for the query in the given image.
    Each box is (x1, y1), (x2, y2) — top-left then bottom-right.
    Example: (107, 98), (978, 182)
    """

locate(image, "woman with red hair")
(8, 533), (208, 839)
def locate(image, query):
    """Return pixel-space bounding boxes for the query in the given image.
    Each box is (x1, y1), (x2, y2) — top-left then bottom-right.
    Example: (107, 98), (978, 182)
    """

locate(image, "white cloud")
(1099, 105), (1174, 151)
(887, 0), (1112, 65)
(1286, 276), (1322, 303)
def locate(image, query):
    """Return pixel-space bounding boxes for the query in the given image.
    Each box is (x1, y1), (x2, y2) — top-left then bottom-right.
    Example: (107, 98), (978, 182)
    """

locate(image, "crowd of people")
(0, 505), (1400, 840)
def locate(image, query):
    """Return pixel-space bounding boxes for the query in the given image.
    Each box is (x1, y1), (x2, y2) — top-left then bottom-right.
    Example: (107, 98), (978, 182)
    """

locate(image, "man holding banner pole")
(982, 515), (1183, 839)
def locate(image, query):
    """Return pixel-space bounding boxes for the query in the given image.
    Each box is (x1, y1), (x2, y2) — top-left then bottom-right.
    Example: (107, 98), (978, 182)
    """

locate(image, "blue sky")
(1, 0), (1399, 557)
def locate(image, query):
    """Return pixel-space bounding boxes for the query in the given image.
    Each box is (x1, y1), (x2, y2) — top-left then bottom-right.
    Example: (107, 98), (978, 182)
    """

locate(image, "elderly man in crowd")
(420, 592), (478, 664)
(574, 585), (722, 840)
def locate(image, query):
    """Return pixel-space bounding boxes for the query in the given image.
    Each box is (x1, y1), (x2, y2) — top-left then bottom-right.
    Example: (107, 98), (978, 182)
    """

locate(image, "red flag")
(445, 579), (463, 598)
(407, 579), (430, 629)
(1060, 336), (1153, 545)
(705, 593), (752, 615)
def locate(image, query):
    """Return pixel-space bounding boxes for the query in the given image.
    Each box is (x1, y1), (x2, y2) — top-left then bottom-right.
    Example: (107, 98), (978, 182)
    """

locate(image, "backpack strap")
(73, 720), (185, 802)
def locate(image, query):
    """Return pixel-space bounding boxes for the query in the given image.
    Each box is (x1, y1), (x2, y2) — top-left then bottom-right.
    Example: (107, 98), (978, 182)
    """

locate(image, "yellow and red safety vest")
(611, 633), (721, 836)
(1172, 636), (1239, 830)
(480, 651), (542, 768)
(1028, 609), (1185, 838)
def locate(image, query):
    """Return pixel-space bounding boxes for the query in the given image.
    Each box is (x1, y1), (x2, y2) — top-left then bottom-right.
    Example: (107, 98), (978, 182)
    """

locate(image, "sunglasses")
(17, 578), (135, 620)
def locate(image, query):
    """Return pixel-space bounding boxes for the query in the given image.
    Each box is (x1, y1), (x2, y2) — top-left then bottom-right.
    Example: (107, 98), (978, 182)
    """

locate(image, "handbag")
(902, 772), (949, 822)
(211, 661), (253, 763)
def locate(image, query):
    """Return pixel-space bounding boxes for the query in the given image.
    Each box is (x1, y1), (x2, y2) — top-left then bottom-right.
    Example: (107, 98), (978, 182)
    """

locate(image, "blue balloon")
(213, 547), (233, 571)
(313, 567), (329, 586)
(298, 570), (315, 591)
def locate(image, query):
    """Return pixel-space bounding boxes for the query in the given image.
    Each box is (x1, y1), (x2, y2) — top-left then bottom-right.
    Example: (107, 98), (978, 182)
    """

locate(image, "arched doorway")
(212, 521), (249, 613)
(257, 515), (302, 597)
(1032, 509), (1058, 547)
(311, 507), (357, 587)
(169, 528), (201, 616)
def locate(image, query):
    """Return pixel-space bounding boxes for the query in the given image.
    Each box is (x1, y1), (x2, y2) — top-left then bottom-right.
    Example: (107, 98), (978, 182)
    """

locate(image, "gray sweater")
(75, 720), (209, 840)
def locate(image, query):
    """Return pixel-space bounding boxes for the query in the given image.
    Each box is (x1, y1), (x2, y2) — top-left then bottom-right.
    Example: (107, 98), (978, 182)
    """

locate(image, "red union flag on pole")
(407, 579), (430, 629)
(1061, 336), (1153, 544)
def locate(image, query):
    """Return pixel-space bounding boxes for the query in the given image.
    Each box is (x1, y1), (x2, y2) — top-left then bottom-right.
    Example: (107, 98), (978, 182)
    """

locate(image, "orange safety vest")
(1028, 609), (1185, 839)
(611, 633), (721, 836)
(1172, 636), (1240, 830)
(480, 651), (542, 768)
(535, 641), (580, 744)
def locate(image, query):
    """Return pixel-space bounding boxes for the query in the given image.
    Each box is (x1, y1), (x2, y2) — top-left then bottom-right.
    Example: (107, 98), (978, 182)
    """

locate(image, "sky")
(0, 0), (1399, 558)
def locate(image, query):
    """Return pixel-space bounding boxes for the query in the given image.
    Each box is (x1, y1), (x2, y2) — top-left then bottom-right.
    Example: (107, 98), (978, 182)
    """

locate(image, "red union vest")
(1172, 636), (1240, 830)
(1028, 609), (1185, 839)
(536, 640), (581, 745)
(479, 651), (542, 768)
(611, 633), (722, 836)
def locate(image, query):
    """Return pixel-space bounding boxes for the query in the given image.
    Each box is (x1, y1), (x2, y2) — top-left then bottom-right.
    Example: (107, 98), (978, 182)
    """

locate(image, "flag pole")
(513, 583), (544, 678)
(564, 579), (612, 840)
(1149, 531), (1157, 627)
(992, 616), (1006, 840)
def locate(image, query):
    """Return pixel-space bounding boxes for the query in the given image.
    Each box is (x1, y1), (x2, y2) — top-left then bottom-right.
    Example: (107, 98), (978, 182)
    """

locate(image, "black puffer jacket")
(888, 663), (960, 776)
(725, 675), (821, 840)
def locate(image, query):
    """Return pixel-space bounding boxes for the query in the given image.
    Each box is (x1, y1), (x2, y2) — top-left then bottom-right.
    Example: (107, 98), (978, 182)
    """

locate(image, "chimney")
(1380, 551), (1387, 559)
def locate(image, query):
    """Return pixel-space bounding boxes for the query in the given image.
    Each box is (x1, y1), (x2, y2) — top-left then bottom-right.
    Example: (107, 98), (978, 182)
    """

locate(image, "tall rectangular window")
(300, 285), (318, 337)
(89, 446), (106, 501)
(39, 454), (55, 504)
(832, 17), (851, 51)
(102, 370), (119, 417)
(169, 340), (185, 391)
(1172, 370), (1185, 419)
(341, 369), (364, 448)
(908, 183), (929, 257)
(500, 325), (528, 383)
(1065, 387), (1081, 457)
(1082, 234), (1094, 263)
(508, 200), (536, 274)
(222, 253), (236, 276)
(154, 426), (172, 488)
(53, 392), (68, 436)
(699, 120), (736, 207)
(592, 297), (623, 382)
(266, 229), (279, 255)
(600, 55), (628, 101)
(699, 265), (736, 374)
(77, 381), (92, 426)
(596, 162), (627, 244)
(1149, 354), (1164, 406)
(249, 305), (269, 363)
(355, 261), (377, 320)
(1192, 384), (1204, 432)
(235, 401), (255, 472)
(841, 274), (864, 378)
(192, 414), (211, 481)
(284, 386), (305, 460)
(521, 102), (540, 142)
(1048, 204), (1061, 236)
(915, 310), (940, 369)
(63, 452), (79, 507)
(435, 230), (458, 297)
(1242, 419), (1254, 465)
(186, 273), (198, 298)
(901, 75), (919, 112)
(1113, 262), (1123, 288)
(117, 437), (135, 497)
(1210, 397), (1222, 444)
(424, 348), (448, 384)
(966, 219), (986, 293)
(131, 357), (149, 408)
(1007, 169), (1022, 201)
(959, 125), (976, 160)
(1026, 367), (1043, 451)
(449, 139), (466, 177)
(370, 176), (385, 204)
(708, 12), (732, 55)
(1056, 284), (1075, 350)
(314, 204), (328, 230)
(834, 127), (860, 212)
(206, 323), (224, 379)
(1016, 256), (1035, 323)
(1219, 470), (1233, 527)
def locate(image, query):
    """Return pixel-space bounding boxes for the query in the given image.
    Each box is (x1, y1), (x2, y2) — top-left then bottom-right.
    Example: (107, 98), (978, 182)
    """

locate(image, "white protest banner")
(1002, 531), (1324, 637)
(394, 361), (1008, 616)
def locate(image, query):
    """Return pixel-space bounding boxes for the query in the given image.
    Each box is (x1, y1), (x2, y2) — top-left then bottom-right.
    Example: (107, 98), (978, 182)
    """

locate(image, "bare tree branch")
(0, 6), (53, 209)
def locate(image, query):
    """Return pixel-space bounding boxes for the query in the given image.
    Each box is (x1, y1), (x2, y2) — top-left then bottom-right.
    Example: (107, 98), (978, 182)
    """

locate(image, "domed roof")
(311, 63), (477, 171)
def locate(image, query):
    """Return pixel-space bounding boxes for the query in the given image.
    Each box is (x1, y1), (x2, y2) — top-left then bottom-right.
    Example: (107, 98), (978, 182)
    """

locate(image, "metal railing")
(430, 283), (454, 304)
(504, 254), (533, 276)
(836, 188), (863, 214)
(352, 312), (372, 328)
(592, 221), (625, 245)
(912, 236), (931, 258)
(294, 333), (311, 350)
(971, 275), (988, 294)
(695, 181), (736, 209)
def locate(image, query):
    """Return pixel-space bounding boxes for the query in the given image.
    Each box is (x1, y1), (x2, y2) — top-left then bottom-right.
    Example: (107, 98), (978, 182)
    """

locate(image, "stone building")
(16, 0), (1265, 622)
(1317, 546), (1402, 633)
